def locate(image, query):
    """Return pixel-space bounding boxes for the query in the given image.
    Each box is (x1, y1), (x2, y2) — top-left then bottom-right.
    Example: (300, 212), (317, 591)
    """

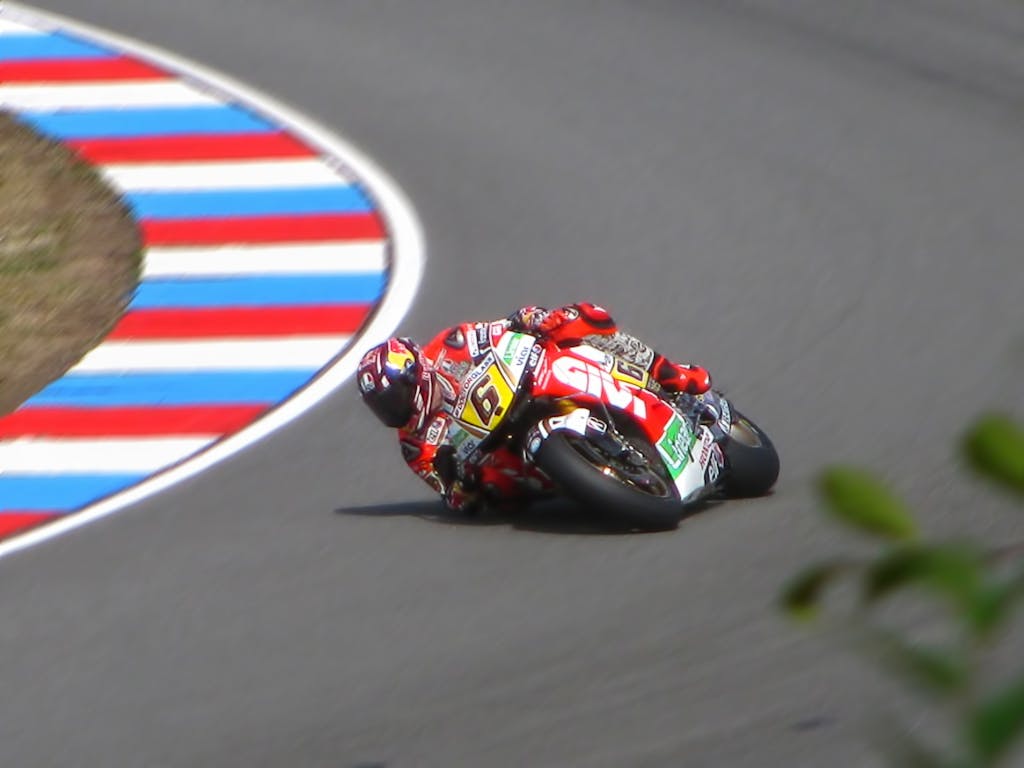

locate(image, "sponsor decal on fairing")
(549, 356), (648, 418)
(655, 414), (697, 479)
(527, 344), (544, 370)
(467, 326), (481, 359)
(705, 443), (724, 485)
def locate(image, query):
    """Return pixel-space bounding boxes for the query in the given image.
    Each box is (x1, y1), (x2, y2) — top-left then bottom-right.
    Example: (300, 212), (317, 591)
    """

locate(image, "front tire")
(722, 411), (779, 497)
(533, 431), (682, 531)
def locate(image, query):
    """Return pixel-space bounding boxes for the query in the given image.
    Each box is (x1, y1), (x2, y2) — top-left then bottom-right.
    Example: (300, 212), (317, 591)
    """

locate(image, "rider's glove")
(508, 306), (551, 333)
(509, 305), (583, 335)
(440, 456), (482, 514)
(509, 303), (614, 339)
(654, 357), (711, 395)
(445, 480), (481, 515)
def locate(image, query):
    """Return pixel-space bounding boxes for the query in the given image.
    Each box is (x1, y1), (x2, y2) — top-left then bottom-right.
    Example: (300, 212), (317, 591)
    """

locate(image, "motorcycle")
(446, 325), (780, 530)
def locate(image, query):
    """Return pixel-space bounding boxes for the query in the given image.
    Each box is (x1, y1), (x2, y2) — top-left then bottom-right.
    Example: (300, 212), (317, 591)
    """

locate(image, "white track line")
(0, 3), (425, 563)
(75, 337), (353, 372)
(0, 82), (224, 110)
(0, 437), (215, 474)
(101, 159), (350, 191)
(143, 242), (387, 277)
(0, 18), (44, 33)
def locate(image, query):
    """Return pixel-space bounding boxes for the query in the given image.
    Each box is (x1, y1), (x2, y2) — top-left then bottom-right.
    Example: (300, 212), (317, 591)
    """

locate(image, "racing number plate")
(456, 357), (516, 431)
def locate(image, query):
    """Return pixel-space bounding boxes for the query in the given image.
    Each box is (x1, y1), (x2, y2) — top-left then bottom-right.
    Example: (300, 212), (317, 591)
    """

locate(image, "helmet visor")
(365, 374), (417, 428)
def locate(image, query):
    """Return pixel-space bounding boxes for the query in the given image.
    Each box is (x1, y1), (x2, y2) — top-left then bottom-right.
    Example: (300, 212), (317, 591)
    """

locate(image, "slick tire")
(533, 431), (682, 532)
(722, 411), (780, 498)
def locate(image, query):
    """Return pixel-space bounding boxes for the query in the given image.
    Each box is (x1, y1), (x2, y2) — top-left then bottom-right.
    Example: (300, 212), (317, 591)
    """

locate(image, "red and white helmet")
(356, 338), (429, 428)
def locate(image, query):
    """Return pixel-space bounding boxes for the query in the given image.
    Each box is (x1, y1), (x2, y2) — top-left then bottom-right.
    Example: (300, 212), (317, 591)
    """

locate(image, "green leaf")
(861, 543), (984, 615)
(818, 467), (918, 541)
(963, 415), (1024, 496)
(967, 581), (1017, 640)
(967, 554), (1024, 638)
(967, 675), (1024, 764)
(780, 561), (851, 621)
(866, 629), (968, 696)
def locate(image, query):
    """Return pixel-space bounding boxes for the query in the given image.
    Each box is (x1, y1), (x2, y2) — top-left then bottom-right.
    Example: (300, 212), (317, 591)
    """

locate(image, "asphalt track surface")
(3, 1), (1023, 765)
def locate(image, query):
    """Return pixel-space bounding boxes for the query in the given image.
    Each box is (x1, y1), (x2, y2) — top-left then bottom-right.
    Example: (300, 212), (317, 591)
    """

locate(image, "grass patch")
(0, 111), (141, 417)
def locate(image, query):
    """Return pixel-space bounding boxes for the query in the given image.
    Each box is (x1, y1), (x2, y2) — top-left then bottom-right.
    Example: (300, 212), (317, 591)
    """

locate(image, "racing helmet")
(356, 338), (426, 428)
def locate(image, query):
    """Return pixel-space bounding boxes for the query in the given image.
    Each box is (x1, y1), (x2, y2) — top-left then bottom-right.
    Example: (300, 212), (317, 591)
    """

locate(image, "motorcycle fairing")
(445, 331), (724, 503)
(447, 331), (540, 461)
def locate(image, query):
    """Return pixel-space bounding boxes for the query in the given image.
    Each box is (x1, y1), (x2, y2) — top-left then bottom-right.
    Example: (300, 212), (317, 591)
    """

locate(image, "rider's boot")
(652, 356), (711, 396)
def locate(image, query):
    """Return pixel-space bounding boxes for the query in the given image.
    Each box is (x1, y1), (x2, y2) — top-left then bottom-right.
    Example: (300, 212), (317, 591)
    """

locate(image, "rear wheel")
(722, 411), (779, 497)
(533, 430), (682, 531)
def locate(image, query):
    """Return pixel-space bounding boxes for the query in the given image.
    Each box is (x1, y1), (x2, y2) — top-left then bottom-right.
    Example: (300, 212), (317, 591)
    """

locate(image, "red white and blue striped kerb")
(0, 7), (422, 544)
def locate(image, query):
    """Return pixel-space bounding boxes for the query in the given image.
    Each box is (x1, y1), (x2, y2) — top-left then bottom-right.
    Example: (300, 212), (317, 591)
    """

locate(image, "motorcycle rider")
(356, 302), (712, 513)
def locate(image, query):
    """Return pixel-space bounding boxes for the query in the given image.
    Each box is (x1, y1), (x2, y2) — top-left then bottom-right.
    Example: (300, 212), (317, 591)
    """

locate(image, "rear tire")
(722, 411), (779, 497)
(533, 431), (682, 531)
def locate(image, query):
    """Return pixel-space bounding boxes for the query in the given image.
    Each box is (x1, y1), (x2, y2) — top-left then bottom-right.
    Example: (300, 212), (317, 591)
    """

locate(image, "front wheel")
(532, 431), (682, 531)
(721, 411), (779, 497)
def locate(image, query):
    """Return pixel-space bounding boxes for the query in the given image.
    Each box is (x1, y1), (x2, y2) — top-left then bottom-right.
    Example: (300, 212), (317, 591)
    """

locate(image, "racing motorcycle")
(446, 324), (780, 531)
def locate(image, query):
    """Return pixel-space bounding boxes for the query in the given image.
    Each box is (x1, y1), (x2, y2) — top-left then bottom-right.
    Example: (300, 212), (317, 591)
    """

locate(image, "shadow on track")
(335, 498), (719, 535)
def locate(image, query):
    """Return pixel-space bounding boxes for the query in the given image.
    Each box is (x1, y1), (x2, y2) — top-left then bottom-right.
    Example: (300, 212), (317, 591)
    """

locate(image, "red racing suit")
(397, 302), (711, 512)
